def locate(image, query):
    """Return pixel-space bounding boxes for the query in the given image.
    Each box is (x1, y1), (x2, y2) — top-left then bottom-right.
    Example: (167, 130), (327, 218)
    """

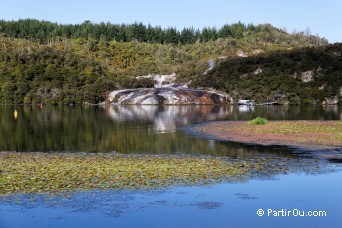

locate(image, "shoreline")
(191, 120), (342, 160)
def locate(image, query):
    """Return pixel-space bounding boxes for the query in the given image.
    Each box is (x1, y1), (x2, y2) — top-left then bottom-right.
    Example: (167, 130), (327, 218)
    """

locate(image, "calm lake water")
(0, 105), (341, 227)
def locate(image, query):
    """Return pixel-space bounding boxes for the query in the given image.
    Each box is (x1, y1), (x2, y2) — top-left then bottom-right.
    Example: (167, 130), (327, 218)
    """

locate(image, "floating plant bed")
(0, 152), (250, 195)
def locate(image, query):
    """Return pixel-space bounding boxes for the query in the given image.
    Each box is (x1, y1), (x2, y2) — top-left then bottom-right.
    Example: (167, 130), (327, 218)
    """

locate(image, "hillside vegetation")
(0, 19), (337, 105)
(195, 44), (342, 104)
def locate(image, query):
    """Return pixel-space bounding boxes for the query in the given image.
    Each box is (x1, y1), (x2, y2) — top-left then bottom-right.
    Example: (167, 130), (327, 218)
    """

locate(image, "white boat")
(237, 100), (256, 106)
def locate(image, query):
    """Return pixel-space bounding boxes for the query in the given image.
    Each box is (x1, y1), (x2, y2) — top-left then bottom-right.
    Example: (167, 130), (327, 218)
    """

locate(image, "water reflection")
(0, 105), (341, 156)
(106, 105), (233, 133)
(238, 105), (255, 113)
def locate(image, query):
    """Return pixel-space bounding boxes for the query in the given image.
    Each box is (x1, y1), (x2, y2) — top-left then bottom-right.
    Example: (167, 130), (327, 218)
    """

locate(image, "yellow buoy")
(14, 110), (18, 119)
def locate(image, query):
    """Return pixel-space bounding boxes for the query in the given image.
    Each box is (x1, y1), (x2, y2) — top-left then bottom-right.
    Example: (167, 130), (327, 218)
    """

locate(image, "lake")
(0, 105), (341, 228)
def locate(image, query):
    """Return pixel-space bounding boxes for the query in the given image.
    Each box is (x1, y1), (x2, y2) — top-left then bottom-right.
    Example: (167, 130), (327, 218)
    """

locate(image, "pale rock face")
(340, 87), (342, 96)
(322, 96), (338, 105)
(154, 73), (177, 88)
(319, 85), (325, 90)
(109, 73), (230, 105)
(203, 59), (215, 75)
(136, 73), (176, 88)
(236, 49), (248, 57)
(252, 49), (263, 55)
(301, 71), (314, 82)
(108, 87), (231, 105)
(108, 89), (127, 102)
(254, 68), (263, 75)
(293, 72), (298, 79)
(140, 96), (160, 105)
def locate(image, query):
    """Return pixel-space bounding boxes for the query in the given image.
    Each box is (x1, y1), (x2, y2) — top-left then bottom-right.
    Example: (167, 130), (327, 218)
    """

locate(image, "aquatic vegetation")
(197, 121), (342, 148)
(249, 117), (268, 125)
(190, 201), (223, 209)
(0, 150), (330, 195)
(0, 152), (259, 195)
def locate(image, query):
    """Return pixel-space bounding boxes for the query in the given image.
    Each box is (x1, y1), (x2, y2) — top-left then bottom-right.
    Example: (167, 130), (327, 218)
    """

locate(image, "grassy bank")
(196, 121), (342, 148)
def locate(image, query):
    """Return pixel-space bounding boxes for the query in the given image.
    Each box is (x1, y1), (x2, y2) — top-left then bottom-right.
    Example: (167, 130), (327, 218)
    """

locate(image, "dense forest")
(0, 19), (328, 45)
(0, 19), (340, 105)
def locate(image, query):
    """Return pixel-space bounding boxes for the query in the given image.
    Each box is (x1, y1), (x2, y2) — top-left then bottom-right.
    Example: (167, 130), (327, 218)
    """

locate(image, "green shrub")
(249, 117), (268, 125)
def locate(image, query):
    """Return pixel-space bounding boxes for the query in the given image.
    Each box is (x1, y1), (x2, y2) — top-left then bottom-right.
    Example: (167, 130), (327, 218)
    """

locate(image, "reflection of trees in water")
(232, 105), (342, 121)
(102, 105), (237, 154)
(238, 106), (255, 113)
(0, 105), (340, 155)
(0, 105), (235, 153)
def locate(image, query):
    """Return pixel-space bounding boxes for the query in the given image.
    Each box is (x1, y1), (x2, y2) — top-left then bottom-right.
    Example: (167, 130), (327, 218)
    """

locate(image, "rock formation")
(107, 73), (231, 105)
(107, 87), (230, 105)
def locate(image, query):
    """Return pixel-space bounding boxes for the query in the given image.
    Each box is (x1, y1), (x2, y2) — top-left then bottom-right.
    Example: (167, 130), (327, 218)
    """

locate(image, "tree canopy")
(0, 19), (327, 45)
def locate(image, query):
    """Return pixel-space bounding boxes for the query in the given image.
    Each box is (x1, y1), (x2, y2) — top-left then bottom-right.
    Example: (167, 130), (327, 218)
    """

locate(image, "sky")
(0, 0), (341, 43)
